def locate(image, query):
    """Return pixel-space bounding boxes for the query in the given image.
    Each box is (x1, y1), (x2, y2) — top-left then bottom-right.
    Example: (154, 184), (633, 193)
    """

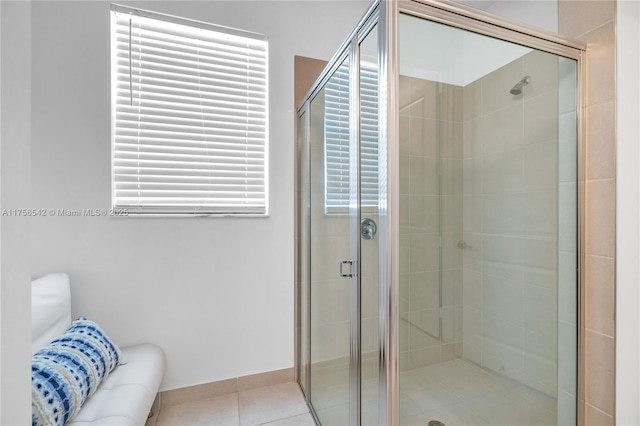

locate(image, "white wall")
(456, 0), (558, 33)
(485, 1), (557, 33)
(27, 0), (369, 393)
(616, 1), (640, 423)
(0, 1), (33, 422)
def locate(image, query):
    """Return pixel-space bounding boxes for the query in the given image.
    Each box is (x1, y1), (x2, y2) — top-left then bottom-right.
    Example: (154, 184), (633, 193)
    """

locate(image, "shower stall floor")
(312, 358), (558, 426)
(395, 359), (558, 426)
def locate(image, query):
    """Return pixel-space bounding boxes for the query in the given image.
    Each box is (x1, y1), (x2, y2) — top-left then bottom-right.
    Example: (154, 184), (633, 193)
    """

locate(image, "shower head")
(510, 75), (531, 95)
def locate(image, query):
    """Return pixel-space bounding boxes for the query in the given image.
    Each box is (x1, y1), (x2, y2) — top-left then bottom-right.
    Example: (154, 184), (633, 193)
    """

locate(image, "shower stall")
(296, 1), (583, 425)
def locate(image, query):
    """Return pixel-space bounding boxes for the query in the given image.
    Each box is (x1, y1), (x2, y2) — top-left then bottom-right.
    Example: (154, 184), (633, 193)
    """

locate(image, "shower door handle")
(361, 218), (377, 240)
(339, 259), (356, 278)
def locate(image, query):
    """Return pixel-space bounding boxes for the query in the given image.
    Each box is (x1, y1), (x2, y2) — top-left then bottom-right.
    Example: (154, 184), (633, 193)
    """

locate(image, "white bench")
(32, 273), (166, 426)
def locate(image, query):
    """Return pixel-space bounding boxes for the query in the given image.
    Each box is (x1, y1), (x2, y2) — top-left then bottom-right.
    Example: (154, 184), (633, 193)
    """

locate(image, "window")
(110, 5), (268, 215)
(324, 64), (378, 214)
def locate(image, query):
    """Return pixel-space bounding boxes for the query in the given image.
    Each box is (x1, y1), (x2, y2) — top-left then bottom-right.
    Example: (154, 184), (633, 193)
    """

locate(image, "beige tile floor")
(148, 359), (557, 426)
(148, 382), (315, 426)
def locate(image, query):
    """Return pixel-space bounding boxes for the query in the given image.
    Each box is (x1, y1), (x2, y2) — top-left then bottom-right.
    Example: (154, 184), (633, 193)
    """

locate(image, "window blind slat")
(115, 107), (265, 125)
(115, 99), (266, 120)
(115, 88), (266, 113)
(115, 141), (264, 155)
(116, 178), (263, 187)
(114, 166), (264, 177)
(115, 76), (266, 99)
(113, 158), (265, 170)
(115, 125), (265, 139)
(124, 47), (267, 73)
(124, 60), (266, 84)
(114, 136), (265, 150)
(114, 138), (264, 152)
(115, 115), (265, 133)
(115, 37), (267, 68)
(114, 20), (266, 52)
(116, 66), (266, 92)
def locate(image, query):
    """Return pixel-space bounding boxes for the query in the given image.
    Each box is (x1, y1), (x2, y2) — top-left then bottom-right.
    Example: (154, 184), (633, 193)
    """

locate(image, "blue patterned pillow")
(32, 317), (122, 426)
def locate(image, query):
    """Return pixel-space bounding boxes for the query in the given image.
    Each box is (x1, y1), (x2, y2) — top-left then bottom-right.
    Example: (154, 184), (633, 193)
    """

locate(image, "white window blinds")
(324, 64), (378, 214)
(110, 5), (268, 215)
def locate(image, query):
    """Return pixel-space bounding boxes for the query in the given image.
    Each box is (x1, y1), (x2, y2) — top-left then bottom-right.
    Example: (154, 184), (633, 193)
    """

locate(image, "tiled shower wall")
(398, 76), (464, 371)
(397, 61), (571, 393)
(461, 50), (564, 398)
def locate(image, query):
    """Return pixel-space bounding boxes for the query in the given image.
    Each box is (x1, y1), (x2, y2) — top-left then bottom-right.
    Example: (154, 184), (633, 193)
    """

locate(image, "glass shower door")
(306, 18), (382, 425)
(396, 12), (578, 426)
(309, 56), (353, 426)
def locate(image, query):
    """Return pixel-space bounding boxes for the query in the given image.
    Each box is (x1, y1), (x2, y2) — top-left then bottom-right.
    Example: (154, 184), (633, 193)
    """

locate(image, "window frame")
(110, 4), (269, 217)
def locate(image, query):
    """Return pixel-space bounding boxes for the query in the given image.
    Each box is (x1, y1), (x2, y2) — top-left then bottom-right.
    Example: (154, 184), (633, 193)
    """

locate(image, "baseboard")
(158, 367), (295, 408)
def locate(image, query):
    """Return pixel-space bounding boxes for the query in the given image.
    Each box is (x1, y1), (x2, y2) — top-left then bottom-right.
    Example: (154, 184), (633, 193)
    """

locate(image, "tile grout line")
(256, 410), (312, 426)
(585, 401), (614, 419)
(236, 390), (242, 426)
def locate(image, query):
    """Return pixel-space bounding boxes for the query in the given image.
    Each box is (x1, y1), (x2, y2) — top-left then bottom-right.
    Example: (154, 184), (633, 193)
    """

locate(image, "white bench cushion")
(31, 273), (72, 355)
(67, 343), (166, 426)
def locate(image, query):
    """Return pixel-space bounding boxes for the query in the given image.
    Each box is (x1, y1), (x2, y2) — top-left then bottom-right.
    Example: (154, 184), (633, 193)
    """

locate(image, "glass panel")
(557, 56), (578, 426)
(359, 24), (380, 426)
(310, 56), (351, 426)
(398, 13), (579, 426)
(298, 111), (309, 397)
